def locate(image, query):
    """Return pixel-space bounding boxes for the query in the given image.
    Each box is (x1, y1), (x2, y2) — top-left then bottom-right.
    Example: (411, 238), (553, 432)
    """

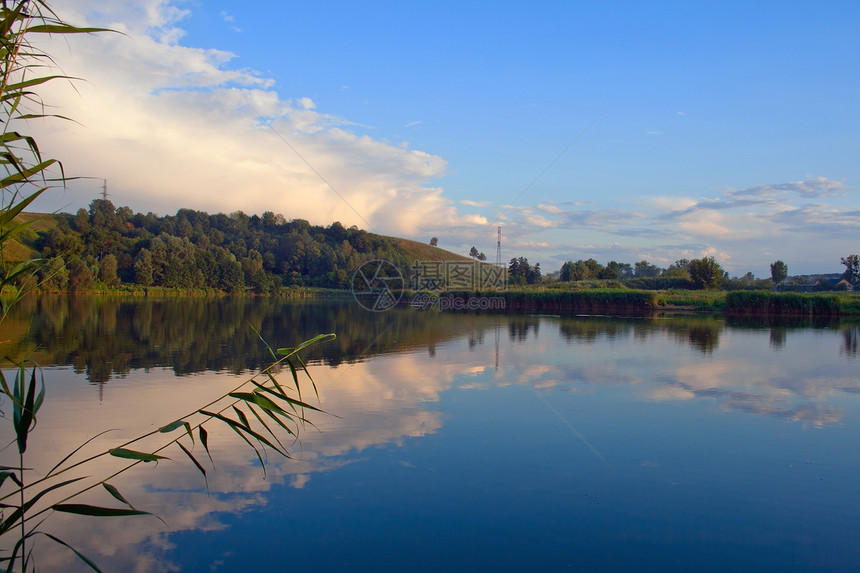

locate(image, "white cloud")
(28, 0), (472, 237)
(536, 203), (564, 214)
(459, 199), (491, 207)
(20, 1), (856, 276)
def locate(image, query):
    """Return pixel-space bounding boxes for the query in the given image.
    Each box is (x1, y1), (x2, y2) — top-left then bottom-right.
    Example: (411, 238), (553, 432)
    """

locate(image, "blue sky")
(30, 0), (860, 276)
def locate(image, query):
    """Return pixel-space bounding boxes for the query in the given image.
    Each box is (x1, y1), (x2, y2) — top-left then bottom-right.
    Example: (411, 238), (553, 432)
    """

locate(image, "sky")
(25, 0), (860, 276)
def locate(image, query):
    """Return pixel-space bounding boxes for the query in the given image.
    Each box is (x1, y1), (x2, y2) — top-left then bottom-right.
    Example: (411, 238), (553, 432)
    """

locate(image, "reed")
(445, 289), (659, 313)
(725, 291), (852, 315)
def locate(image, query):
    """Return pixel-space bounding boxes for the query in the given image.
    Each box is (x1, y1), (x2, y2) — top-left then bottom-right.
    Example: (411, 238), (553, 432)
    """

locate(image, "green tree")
(469, 246), (479, 258)
(99, 253), (120, 287)
(219, 255), (245, 293)
(599, 261), (623, 280)
(134, 248), (154, 286)
(508, 257), (540, 285)
(841, 255), (859, 283)
(38, 256), (69, 292)
(770, 260), (788, 286)
(634, 260), (662, 278)
(73, 207), (89, 231)
(688, 256), (726, 289)
(68, 258), (95, 292)
(559, 261), (574, 281)
(430, 236), (438, 247)
(665, 259), (691, 279)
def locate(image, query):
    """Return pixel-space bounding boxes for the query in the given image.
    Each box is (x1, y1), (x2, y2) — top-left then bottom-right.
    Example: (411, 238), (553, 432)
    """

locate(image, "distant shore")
(5, 287), (859, 316)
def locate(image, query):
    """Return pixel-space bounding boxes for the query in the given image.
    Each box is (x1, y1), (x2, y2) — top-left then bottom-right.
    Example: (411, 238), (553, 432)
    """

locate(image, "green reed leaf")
(14, 367), (39, 454)
(276, 333), (335, 356)
(40, 532), (103, 573)
(229, 391), (288, 416)
(202, 413), (266, 478)
(28, 24), (112, 35)
(102, 483), (134, 509)
(109, 448), (168, 463)
(159, 420), (194, 444)
(199, 426), (214, 467)
(52, 504), (149, 517)
(176, 441), (207, 489)
(282, 395), (324, 413)
(158, 420), (185, 432)
(0, 187), (43, 225)
(0, 477), (85, 535)
(259, 405), (298, 438)
(200, 410), (286, 459)
(249, 323), (277, 361)
(47, 429), (115, 476)
(232, 406), (250, 430)
(0, 471), (22, 489)
(245, 404), (288, 455)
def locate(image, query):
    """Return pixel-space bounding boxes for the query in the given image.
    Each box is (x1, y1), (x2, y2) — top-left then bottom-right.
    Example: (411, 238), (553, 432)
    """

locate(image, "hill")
(389, 236), (472, 264)
(2, 211), (59, 261)
(5, 202), (483, 293)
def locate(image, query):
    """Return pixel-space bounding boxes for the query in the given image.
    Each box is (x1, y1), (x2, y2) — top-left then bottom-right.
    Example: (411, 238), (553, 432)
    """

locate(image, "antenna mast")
(101, 179), (108, 201)
(495, 226), (502, 267)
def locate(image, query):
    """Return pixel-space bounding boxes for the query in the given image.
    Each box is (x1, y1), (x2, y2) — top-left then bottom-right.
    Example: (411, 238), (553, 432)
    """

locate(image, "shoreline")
(4, 287), (859, 316)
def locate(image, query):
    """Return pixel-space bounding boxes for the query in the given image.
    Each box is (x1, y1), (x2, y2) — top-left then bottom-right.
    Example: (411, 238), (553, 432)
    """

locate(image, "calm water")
(2, 296), (859, 572)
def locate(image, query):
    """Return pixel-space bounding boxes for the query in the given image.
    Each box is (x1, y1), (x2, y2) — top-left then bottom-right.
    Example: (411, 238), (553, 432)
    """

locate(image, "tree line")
(552, 256), (859, 291)
(30, 199), (419, 293)
(16, 199), (860, 294)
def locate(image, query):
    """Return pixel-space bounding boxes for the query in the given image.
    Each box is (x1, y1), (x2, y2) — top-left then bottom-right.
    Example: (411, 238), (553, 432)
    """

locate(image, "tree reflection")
(3, 298), (857, 393)
(3, 297), (507, 388)
(842, 325), (858, 357)
(770, 327), (787, 349)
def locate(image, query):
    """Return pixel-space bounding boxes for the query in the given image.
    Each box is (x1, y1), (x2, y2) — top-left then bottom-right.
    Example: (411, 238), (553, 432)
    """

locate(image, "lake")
(2, 296), (859, 572)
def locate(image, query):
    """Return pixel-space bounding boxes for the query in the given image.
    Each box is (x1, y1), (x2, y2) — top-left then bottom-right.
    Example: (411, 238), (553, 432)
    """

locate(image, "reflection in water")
(842, 324), (858, 357)
(508, 316), (540, 341)
(770, 326), (787, 349)
(2, 297), (859, 571)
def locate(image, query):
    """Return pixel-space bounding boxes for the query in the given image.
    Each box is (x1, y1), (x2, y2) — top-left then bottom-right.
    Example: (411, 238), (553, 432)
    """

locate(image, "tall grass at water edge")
(725, 291), (859, 315)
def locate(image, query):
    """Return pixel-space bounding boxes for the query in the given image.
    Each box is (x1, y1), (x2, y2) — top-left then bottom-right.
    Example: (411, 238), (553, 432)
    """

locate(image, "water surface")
(2, 297), (858, 571)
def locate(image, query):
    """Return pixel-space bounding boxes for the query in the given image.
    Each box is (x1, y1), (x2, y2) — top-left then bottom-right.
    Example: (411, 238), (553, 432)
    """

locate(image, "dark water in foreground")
(2, 297), (859, 572)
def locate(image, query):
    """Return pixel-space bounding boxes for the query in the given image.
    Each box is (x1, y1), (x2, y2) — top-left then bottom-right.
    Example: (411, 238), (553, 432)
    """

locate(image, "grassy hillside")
(5, 208), (484, 293)
(389, 236), (473, 263)
(1, 211), (58, 261)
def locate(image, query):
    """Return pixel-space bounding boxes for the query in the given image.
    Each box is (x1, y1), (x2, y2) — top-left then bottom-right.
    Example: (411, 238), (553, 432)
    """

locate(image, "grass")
(437, 287), (860, 316)
(725, 291), (856, 315)
(445, 288), (660, 313)
(657, 290), (727, 311)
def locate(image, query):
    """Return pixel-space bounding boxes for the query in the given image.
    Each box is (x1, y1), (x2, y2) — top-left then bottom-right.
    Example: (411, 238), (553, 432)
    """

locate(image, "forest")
(29, 199), (434, 293)
(13, 199), (858, 295)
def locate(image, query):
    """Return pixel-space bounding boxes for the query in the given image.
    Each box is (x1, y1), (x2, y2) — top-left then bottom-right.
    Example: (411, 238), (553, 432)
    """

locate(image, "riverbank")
(436, 288), (860, 316)
(5, 286), (859, 316)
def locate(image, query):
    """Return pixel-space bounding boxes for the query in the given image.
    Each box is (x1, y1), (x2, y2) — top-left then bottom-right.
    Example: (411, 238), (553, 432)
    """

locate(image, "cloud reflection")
(5, 311), (857, 570)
